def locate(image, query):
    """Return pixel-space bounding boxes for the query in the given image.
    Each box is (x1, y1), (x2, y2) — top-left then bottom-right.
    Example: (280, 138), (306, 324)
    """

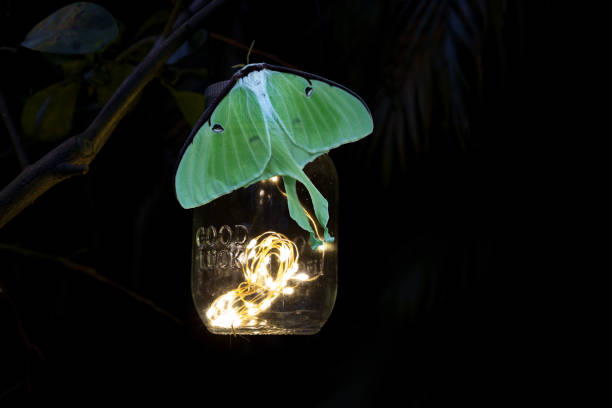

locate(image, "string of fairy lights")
(205, 231), (318, 329)
(205, 177), (326, 330)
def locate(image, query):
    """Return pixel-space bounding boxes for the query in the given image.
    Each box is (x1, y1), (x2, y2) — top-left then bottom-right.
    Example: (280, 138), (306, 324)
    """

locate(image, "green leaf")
(90, 62), (134, 105)
(133, 9), (170, 40)
(21, 81), (80, 141)
(22, 2), (118, 54)
(61, 57), (92, 78)
(171, 89), (205, 127)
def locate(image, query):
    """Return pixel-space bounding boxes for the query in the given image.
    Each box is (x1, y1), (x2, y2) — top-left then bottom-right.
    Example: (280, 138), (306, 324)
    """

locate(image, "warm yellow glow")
(206, 231), (316, 329)
(206, 175), (331, 330)
(205, 292), (242, 328)
(293, 272), (309, 281)
(317, 242), (333, 252)
(280, 245), (290, 261)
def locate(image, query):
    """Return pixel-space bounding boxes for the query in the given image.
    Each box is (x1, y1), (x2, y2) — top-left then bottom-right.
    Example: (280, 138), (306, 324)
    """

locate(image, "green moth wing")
(175, 84), (271, 209)
(175, 63), (373, 247)
(265, 69), (373, 155)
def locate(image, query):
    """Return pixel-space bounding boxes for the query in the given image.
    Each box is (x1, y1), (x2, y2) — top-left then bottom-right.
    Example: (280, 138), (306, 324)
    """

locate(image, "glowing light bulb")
(263, 236), (274, 248)
(280, 245), (290, 262)
(317, 242), (333, 252)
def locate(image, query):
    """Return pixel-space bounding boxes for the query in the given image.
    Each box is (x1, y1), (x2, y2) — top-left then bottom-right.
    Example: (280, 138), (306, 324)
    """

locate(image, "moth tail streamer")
(281, 174), (333, 249)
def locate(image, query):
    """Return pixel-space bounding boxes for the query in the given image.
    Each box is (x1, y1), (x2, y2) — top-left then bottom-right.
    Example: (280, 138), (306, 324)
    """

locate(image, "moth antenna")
(246, 40), (255, 64)
(230, 40), (255, 70)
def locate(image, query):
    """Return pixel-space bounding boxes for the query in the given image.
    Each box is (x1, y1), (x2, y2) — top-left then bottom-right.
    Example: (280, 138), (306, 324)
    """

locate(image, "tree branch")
(0, 278), (44, 361)
(0, 89), (28, 168)
(209, 32), (298, 69)
(114, 35), (157, 63)
(160, 0), (185, 41)
(0, 0), (229, 229)
(0, 243), (183, 324)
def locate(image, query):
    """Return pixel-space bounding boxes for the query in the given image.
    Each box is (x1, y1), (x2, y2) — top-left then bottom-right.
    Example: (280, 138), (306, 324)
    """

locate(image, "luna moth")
(174, 63), (373, 247)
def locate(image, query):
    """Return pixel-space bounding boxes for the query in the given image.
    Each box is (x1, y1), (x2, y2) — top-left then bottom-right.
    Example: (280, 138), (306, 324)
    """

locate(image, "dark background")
(0, 0), (543, 405)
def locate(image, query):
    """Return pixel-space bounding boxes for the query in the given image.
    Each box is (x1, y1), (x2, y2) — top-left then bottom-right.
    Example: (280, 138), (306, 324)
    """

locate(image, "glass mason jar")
(191, 154), (338, 335)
